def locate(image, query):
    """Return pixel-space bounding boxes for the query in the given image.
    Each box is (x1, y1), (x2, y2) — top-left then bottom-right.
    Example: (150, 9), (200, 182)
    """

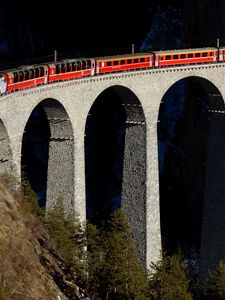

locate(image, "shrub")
(148, 250), (193, 300)
(207, 259), (225, 299)
(86, 209), (148, 300)
(0, 284), (9, 300)
(45, 199), (86, 276)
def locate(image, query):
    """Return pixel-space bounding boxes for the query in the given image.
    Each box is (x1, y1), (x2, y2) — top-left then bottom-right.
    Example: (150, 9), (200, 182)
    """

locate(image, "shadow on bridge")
(158, 76), (225, 277)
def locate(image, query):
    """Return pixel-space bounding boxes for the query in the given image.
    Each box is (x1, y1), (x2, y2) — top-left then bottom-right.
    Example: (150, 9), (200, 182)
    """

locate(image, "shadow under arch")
(85, 85), (146, 262)
(21, 98), (74, 211)
(0, 119), (14, 175)
(157, 75), (225, 269)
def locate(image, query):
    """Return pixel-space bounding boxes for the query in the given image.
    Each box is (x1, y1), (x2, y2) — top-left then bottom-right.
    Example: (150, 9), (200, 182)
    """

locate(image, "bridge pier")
(145, 108), (162, 269)
(42, 100), (75, 213)
(121, 103), (147, 264)
(0, 120), (15, 176)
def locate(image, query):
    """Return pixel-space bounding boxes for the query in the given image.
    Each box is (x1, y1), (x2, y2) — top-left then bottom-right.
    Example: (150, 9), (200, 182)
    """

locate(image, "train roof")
(95, 52), (154, 61)
(47, 57), (94, 67)
(154, 47), (218, 55)
(0, 63), (48, 74)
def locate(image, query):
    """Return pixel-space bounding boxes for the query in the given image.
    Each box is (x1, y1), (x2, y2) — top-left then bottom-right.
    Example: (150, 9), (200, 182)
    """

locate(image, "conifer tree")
(85, 222), (103, 297)
(148, 250), (193, 300)
(207, 259), (225, 299)
(87, 209), (148, 300)
(46, 199), (85, 276)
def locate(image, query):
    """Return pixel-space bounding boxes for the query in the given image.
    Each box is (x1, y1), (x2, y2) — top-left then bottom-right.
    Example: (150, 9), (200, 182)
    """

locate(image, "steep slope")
(0, 175), (81, 300)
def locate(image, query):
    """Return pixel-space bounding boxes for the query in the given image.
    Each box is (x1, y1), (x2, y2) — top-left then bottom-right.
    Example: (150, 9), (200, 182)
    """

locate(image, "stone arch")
(85, 85), (146, 263)
(157, 75), (225, 274)
(21, 98), (74, 212)
(0, 119), (14, 175)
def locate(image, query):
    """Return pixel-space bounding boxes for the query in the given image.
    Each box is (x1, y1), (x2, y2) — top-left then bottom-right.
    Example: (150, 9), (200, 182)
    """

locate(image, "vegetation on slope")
(2, 174), (225, 299)
(0, 175), (81, 300)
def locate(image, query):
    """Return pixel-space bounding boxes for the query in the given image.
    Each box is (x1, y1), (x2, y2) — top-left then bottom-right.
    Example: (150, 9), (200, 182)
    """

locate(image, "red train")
(0, 46), (225, 95)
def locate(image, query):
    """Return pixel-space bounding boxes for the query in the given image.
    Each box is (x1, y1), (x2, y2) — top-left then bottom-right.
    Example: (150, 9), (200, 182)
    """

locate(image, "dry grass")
(0, 174), (68, 300)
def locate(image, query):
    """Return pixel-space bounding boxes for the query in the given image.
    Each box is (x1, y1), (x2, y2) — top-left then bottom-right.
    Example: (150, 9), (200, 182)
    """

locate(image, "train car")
(0, 64), (48, 94)
(218, 46), (225, 61)
(47, 58), (95, 83)
(0, 46), (225, 96)
(0, 74), (7, 95)
(95, 52), (155, 74)
(154, 47), (218, 67)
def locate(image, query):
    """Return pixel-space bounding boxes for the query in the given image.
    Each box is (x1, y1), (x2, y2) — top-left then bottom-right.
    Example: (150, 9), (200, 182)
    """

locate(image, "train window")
(24, 70), (29, 80)
(166, 55), (171, 60)
(66, 63), (71, 72)
(40, 67), (44, 77)
(71, 62), (76, 71)
(173, 55), (178, 59)
(34, 68), (39, 77)
(127, 59), (132, 64)
(106, 61), (111, 67)
(56, 64), (60, 74)
(61, 64), (65, 73)
(19, 71), (24, 81)
(82, 61), (87, 70)
(134, 58), (138, 63)
(140, 57), (145, 62)
(203, 52), (207, 57)
(210, 52), (213, 56)
(87, 60), (91, 69)
(29, 69), (34, 79)
(188, 53), (193, 58)
(121, 60), (125, 65)
(195, 53), (200, 57)
(181, 54), (186, 59)
(77, 61), (81, 70)
(13, 72), (18, 83)
(114, 60), (118, 66)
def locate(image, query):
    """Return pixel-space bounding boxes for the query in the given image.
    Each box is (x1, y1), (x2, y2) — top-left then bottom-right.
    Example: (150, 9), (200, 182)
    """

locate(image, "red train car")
(1, 64), (48, 93)
(95, 52), (155, 74)
(47, 58), (95, 83)
(154, 47), (218, 67)
(0, 46), (224, 96)
(218, 46), (225, 61)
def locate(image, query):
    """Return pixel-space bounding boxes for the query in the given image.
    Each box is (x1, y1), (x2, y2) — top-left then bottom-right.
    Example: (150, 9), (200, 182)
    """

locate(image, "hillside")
(0, 175), (82, 300)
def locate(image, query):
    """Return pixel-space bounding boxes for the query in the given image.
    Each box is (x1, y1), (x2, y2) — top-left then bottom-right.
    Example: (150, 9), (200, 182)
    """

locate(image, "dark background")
(0, 0), (183, 66)
(1, 0), (225, 67)
(0, 0), (153, 64)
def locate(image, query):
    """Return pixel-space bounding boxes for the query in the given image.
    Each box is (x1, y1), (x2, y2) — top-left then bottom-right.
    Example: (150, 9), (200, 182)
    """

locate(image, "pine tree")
(148, 250), (193, 300)
(87, 209), (148, 300)
(207, 259), (225, 299)
(86, 222), (104, 297)
(46, 199), (85, 276)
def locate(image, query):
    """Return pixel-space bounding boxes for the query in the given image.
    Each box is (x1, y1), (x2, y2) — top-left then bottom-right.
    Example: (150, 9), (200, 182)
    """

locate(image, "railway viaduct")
(1, 62), (225, 277)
